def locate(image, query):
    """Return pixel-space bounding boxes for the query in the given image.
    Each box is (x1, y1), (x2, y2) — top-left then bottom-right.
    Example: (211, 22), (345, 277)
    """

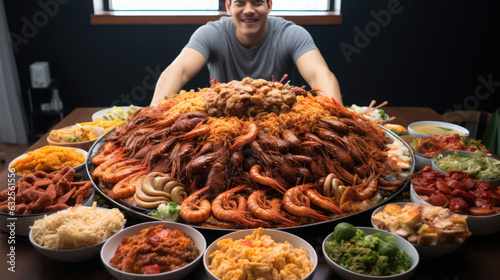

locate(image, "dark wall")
(5, 0), (500, 116)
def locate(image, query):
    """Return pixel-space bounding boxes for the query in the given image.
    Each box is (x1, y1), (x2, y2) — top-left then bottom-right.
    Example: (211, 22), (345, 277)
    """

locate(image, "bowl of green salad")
(432, 150), (500, 186)
(323, 223), (419, 280)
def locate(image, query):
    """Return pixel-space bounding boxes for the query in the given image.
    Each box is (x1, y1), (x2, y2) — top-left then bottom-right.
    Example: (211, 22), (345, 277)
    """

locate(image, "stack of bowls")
(407, 121), (469, 170)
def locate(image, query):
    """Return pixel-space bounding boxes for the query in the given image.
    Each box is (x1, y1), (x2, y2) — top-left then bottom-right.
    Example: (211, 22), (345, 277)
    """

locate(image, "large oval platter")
(86, 125), (415, 232)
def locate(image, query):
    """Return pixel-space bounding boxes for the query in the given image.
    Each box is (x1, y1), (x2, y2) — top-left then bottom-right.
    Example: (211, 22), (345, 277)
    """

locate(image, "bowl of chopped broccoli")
(323, 224), (418, 280)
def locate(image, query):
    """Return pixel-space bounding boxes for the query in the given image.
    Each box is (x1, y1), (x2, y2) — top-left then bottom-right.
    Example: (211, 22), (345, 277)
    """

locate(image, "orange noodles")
(201, 117), (245, 145)
(255, 113), (282, 137)
(159, 90), (206, 116)
(279, 94), (332, 134)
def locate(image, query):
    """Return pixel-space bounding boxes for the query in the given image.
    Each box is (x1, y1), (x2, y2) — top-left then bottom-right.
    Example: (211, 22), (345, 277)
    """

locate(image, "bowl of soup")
(408, 121), (469, 138)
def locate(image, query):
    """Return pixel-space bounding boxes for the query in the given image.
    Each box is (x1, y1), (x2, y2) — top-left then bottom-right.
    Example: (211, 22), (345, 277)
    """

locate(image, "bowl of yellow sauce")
(408, 121), (469, 138)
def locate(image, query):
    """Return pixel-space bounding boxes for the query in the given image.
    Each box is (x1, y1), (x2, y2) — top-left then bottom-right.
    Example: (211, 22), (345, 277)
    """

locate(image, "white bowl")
(323, 227), (419, 280)
(92, 106), (143, 121)
(28, 207), (123, 262)
(9, 147), (88, 180)
(413, 151), (432, 171)
(408, 121), (469, 138)
(432, 150), (500, 187)
(410, 183), (500, 236)
(371, 202), (465, 259)
(0, 189), (94, 237)
(101, 221), (206, 280)
(204, 229), (317, 280)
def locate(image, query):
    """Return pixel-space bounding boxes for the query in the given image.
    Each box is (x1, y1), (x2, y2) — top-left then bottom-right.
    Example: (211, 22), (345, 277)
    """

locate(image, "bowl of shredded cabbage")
(432, 150), (500, 186)
(347, 104), (389, 123)
(323, 225), (418, 280)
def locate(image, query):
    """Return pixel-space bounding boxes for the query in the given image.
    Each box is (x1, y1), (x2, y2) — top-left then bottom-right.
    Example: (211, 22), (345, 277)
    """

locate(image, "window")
(110, 0), (219, 11)
(92, 0), (342, 25)
(109, 1), (331, 11)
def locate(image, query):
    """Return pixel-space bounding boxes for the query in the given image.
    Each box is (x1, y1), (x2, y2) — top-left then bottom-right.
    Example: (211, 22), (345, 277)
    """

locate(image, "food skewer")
(374, 101), (388, 110)
(382, 116), (396, 123)
(367, 100), (376, 111)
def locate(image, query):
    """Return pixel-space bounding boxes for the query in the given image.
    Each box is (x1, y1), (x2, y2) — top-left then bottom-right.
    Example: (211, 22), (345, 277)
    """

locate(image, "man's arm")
(150, 47), (207, 106)
(295, 49), (343, 105)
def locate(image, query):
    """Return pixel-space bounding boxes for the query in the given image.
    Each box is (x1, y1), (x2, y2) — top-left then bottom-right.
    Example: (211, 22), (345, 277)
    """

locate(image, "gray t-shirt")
(185, 16), (318, 83)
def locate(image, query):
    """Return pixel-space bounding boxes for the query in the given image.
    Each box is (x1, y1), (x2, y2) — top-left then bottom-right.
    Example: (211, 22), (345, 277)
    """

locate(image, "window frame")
(91, 0), (342, 25)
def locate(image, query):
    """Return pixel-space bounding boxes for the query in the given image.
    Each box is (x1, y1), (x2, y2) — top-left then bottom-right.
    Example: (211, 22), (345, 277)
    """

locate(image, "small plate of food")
(347, 101), (390, 123)
(204, 227), (317, 280)
(432, 150), (500, 186)
(92, 105), (142, 121)
(408, 121), (469, 138)
(323, 222), (418, 279)
(409, 134), (489, 170)
(48, 120), (126, 151)
(101, 221), (205, 280)
(411, 166), (500, 235)
(371, 202), (471, 258)
(0, 166), (95, 236)
(9, 146), (87, 180)
(29, 203), (125, 262)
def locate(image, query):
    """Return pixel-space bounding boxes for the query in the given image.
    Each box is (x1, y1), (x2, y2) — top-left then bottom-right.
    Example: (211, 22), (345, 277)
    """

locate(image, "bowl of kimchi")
(409, 134), (489, 171)
(100, 221), (206, 280)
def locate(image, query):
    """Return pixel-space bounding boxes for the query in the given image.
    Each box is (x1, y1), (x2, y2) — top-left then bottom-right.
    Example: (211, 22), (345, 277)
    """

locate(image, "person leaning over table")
(150, 0), (342, 106)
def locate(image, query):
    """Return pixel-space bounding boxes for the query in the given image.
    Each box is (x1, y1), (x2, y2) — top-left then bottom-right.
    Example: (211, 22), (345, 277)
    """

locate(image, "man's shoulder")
(268, 16), (296, 28)
(191, 16), (233, 40)
(268, 16), (309, 38)
(206, 16), (234, 30)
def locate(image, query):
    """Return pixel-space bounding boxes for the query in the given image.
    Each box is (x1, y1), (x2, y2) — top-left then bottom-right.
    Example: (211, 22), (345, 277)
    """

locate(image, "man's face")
(226, 0), (272, 45)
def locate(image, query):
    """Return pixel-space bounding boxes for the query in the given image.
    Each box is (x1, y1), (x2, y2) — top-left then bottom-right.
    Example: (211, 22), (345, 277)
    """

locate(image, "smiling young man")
(151, 0), (342, 105)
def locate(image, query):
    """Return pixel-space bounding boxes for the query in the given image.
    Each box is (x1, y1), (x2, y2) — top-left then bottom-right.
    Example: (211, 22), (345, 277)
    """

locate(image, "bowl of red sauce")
(100, 221), (206, 280)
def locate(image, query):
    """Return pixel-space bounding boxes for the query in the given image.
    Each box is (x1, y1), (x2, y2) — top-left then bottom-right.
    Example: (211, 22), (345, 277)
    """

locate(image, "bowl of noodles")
(28, 203), (125, 262)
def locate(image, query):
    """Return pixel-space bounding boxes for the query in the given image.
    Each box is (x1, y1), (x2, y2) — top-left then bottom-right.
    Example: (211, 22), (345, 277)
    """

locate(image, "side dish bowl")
(408, 121), (469, 138)
(431, 150), (500, 187)
(0, 188), (94, 237)
(28, 207), (123, 262)
(371, 202), (465, 259)
(413, 152), (433, 171)
(410, 183), (500, 236)
(9, 147), (88, 180)
(47, 129), (96, 151)
(204, 229), (318, 280)
(322, 226), (419, 280)
(92, 106), (143, 122)
(101, 221), (206, 280)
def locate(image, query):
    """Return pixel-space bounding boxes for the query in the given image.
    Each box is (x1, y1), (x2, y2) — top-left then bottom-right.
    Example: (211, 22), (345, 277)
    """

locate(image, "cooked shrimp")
(112, 170), (147, 199)
(212, 185), (270, 228)
(249, 165), (287, 193)
(247, 190), (299, 227)
(283, 183), (329, 221)
(179, 187), (211, 223)
(231, 122), (258, 151)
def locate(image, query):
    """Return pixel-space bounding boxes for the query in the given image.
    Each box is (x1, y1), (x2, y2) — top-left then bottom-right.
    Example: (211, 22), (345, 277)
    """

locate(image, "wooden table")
(1, 107), (499, 280)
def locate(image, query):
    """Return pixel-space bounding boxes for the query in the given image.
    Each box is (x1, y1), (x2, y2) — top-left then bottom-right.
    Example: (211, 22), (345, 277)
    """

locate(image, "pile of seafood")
(90, 77), (410, 228)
